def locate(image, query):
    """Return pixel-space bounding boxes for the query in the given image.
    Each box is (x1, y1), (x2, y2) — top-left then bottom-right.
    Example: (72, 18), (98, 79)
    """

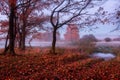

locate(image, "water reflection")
(91, 53), (116, 61)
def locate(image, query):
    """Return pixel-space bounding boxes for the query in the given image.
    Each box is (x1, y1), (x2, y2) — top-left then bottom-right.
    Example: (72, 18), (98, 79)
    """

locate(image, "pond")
(91, 52), (116, 61)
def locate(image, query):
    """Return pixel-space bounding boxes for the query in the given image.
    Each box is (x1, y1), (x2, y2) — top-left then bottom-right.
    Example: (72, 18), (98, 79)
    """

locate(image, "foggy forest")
(0, 0), (120, 79)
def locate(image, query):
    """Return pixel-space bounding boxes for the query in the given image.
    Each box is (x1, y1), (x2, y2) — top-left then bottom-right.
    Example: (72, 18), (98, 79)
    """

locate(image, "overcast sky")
(0, 0), (120, 40)
(59, 0), (120, 39)
(79, 0), (120, 39)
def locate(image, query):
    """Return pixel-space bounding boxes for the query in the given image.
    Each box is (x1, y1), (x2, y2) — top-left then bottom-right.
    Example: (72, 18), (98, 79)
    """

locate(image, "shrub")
(79, 41), (96, 54)
(113, 37), (120, 41)
(104, 37), (112, 42)
(79, 34), (97, 54)
(81, 34), (98, 42)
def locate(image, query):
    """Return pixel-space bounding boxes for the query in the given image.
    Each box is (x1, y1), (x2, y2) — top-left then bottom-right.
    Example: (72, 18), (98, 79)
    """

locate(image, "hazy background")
(0, 0), (120, 41)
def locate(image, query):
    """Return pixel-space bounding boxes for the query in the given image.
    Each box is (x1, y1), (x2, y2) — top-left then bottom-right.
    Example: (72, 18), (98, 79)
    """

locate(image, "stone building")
(64, 24), (80, 42)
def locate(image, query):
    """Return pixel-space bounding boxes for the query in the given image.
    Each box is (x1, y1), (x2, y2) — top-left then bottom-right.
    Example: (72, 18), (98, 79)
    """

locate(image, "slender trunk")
(5, 34), (9, 50)
(19, 31), (25, 50)
(18, 26), (22, 49)
(3, 33), (9, 55)
(28, 37), (33, 48)
(21, 23), (26, 50)
(21, 34), (25, 50)
(14, 15), (17, 47)
(52, 28), (57, 54)
(19, 33), (22, 48)
(19, 19), (26, 50)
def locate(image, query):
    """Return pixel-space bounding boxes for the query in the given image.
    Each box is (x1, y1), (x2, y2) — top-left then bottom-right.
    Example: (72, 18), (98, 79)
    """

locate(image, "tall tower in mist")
(64, 24), (80, 42)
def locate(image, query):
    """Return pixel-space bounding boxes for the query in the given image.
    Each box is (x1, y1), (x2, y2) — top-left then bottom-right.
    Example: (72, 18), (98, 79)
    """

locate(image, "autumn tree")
(16, 0), (40, 50)
(50, 0), (92, 54)
(0, 0), (44, 54)
(11, 0), (50, 50)
(0, 0), (50, 54)
(1, 0), (17, 55)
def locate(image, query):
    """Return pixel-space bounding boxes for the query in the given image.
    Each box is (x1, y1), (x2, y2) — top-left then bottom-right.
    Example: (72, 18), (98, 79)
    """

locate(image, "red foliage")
(9, 0), (17, 7)
(0, 48), (120, 79)
(0, 20), (9, 27)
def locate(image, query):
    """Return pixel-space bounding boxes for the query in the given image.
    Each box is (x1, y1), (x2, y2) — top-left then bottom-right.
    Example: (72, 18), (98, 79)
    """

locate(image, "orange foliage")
(9, 0), (16, 6)
(0, 48), (120, 79)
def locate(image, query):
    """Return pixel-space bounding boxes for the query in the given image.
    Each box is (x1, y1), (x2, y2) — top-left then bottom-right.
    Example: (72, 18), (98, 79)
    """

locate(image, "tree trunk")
(3, 7), (16, 55)
(21, 33), (25, 50)
(18, 20), (26, 50)
(51, 28), (57, 54)
(28, 37), (33, 48)
(18, 29), (25, 50)
(21, 21), (26, 50)
(19, 33), (22, 49)
(18, 26), (22, 49)
(5, 34), (9, 50)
